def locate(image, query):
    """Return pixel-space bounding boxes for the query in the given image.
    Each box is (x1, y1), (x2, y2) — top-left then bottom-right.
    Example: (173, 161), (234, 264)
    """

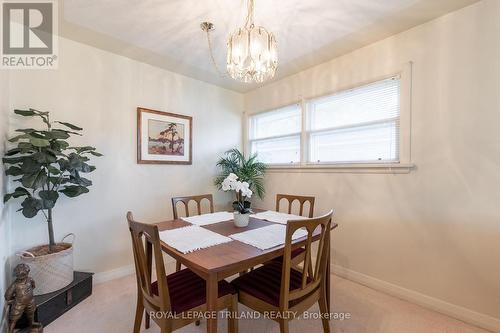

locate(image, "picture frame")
(137, 107), (192, 164)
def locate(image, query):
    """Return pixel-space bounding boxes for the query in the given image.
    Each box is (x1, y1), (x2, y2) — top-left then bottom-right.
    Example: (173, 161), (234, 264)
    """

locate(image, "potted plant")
(219, 173), (253, 227)
(3, 109), (101, 295)
(214, 149), (267, 227)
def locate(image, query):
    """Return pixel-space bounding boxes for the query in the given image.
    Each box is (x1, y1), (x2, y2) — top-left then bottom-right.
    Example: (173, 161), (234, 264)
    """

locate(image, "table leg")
(206, 272), (218, 333)
(326, 231), (331, 314)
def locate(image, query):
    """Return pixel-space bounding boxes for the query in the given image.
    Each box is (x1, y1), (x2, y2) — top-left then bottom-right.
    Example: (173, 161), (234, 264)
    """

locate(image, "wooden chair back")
(127, 212), (170, 313)
(280, 210), (333, 310)
(171, 194), (214, 219)
(276, 194), (315, 218)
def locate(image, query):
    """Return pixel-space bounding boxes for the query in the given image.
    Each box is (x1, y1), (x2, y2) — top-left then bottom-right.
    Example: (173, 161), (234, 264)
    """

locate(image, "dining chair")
(276, 194), (315, 218)
(127, 212), (238, 333)
(171, 194), (214, 271)
(231, 210), (333, 333)
(275, 194), (316, 270)
(171, 194), (214, 219)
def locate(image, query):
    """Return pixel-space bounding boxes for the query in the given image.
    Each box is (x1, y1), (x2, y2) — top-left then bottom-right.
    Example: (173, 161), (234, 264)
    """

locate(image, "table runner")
(229, 224), (308, 250)
(250, 210), (309, 225)
(181, 211), (233, 226)
(159, 225), (232, 254)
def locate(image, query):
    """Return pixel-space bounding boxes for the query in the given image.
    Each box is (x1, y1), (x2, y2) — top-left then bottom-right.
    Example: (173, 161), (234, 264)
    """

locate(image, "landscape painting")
(148, 120), (185, 156)
(137, 107), (192, 164)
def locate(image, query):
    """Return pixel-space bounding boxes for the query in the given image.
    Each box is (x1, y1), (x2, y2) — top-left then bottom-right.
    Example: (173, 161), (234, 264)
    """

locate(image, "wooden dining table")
(154, 211), (338, 333)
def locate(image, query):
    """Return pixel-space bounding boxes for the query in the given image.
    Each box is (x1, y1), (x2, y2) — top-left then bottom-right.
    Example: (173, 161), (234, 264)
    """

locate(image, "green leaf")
(32, 151), (57, 164)
(59, 185), (89, 197)
(39, 190), (59, 209)
(69, 173), (92, 186)
(15, 128), (37, 133)
(5, 166), (23, 176)
(14, 109), (37, 117)
(5, 148), (22, 156)
(3, 187), (31, 203)
(20, 158), (41, 173)
(88, 151), (103, 157)
(8, 134), (29, 142)
(51, 140), (69, 151)
(81, 163), (96, 173)
(30, 108), (49, 116)
(69, 146), (95, 153)
(49, 176), (67, 186)
(28, 132), (45, 139)
(47, 165), (61, 175)
(44, 129), (70, 140)
(18, 142), (34, 150)
(29, 137), (50, 147)
(3, 156), (25, 165)
(20, 197), (42, 218)
(21, 169), (47, 189)
(55, 121), (83, 131)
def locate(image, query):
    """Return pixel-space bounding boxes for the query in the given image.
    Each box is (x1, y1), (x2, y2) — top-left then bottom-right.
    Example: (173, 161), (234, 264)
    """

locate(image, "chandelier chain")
(204, 28), (227, 78)
(244, 0), (255, 28)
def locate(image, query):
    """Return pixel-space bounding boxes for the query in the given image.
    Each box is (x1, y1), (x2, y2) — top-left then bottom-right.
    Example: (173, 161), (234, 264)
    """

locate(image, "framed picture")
(137, 107), (192, 164)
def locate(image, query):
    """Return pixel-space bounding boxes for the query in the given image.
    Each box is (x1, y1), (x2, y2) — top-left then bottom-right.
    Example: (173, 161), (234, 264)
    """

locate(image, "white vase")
(233, 211), (250, 227)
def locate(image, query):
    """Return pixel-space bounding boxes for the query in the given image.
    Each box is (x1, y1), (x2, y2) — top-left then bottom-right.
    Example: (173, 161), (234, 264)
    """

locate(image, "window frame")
(244, 64), (414, 173)
(247, 103), (303, 165)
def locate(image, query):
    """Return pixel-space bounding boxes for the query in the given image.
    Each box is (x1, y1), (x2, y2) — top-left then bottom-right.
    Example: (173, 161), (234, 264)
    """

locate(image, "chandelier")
(201, 0), (278, 84)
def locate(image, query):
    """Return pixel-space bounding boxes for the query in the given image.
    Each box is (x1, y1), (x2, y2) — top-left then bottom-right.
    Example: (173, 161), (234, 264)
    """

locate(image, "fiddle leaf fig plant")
(3, 109), (102, 253)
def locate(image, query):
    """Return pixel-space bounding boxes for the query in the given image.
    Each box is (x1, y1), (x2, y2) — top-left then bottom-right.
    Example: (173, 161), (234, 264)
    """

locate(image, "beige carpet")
(44, 274), (490, 333)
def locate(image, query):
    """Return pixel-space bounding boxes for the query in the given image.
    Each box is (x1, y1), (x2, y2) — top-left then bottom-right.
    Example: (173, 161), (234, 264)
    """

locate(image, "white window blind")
(307, 78), (400, 164)
(247, 77), (401, 166)
(249, 105), (301, 164)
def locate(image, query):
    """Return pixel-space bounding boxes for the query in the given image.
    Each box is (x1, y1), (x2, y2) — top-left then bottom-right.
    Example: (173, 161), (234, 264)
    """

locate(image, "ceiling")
(61, 0), (480, 93)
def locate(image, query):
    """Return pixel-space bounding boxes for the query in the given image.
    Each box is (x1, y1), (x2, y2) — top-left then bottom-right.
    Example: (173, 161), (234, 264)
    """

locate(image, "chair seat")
(231, 261), (313, 307)
(152, 268), (236, 313)
(271, 247), (306, 262)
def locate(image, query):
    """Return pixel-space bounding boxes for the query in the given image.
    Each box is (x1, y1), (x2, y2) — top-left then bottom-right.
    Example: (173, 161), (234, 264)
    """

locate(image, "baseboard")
(333, 265), (500, 333)
(92, 264), (135, 285)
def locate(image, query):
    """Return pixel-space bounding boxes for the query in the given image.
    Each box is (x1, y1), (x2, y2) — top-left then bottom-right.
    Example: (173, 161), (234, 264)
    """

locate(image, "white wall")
(0, 69), (11, 332)
(6, 37), (243, 275)
(245, 0), (500, 329)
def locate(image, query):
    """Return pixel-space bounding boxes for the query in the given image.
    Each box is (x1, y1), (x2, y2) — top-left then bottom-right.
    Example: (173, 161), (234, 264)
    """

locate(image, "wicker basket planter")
(19, 234), (75, 295)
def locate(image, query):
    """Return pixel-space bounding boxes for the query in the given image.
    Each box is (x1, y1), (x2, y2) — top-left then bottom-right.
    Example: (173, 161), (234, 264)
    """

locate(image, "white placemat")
(159, 225), (232, 254)
(250, 210), (309, 225)
(229, 224), (308, 251)
(181, 211), (233, 226)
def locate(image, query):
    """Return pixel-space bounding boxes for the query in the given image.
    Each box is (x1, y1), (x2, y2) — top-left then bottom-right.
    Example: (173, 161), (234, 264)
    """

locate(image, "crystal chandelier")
(201, 0), (278, 84)
(226, 0), (278, 83)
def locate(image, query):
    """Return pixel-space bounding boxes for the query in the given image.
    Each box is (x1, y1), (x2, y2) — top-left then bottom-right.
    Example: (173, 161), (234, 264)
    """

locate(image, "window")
(307, 78), (400, 164)
(248, 105), (302, 164)
(248, 76), (404, 168)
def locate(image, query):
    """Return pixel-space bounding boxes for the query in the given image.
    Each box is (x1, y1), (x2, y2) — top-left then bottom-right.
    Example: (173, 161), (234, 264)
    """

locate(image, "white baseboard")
(92, 264), (135, 285)
(333, 265), (500, 333)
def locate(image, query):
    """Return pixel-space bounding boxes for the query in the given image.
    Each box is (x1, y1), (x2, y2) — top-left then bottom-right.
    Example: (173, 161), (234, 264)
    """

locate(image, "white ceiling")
(61, 0), (479, 92)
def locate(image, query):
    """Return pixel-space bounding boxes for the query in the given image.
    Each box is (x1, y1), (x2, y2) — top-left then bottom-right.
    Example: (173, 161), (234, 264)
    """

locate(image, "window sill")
(266, 163), (415, 174)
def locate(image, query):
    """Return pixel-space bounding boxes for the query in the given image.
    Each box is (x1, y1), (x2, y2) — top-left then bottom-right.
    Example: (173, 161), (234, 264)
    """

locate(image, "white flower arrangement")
(221, 173), (253, 198)
(221, 173), (253, 213)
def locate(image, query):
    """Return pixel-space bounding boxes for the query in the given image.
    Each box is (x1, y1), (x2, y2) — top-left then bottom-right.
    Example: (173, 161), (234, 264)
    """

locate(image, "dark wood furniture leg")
(206, 273), (218, 333)
(145, 240), (152, 329)
(326, 232), (331, 314)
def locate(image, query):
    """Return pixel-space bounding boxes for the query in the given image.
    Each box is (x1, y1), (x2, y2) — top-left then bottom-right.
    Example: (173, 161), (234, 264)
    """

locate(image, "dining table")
(153, 210), (338, 333)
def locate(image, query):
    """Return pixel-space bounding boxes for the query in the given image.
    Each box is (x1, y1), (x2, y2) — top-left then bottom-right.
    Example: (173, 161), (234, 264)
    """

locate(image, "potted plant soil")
(3, 109), (101, 295)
